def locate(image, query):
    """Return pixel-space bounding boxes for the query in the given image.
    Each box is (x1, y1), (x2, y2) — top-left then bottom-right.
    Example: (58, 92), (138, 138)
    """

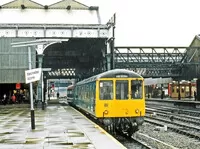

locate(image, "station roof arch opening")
(42, 38), (107, 79)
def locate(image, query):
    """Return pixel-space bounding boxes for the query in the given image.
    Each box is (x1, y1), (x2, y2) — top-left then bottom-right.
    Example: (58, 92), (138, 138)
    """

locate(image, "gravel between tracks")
(135, 122), (200, 149)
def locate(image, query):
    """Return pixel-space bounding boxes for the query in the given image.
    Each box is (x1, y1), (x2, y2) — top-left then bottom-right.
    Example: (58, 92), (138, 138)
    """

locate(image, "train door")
(96, 79), (114, 117)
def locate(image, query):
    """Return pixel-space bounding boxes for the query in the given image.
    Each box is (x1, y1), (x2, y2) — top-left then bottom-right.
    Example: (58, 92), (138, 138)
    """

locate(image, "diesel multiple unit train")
(67, 69), (145, 136)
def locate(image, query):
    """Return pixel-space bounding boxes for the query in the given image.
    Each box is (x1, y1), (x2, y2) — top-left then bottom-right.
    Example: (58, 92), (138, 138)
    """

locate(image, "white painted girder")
(0, 26), (109, 38)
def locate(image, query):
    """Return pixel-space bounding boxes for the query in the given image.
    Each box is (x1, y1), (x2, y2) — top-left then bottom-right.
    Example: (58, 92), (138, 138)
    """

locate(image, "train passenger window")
(131, 80), (143, 99)
(116, 80), (128, 100)
(176, 87), (179, 93)
(181, 87), (184, 93)
(99, 80), (113, 100)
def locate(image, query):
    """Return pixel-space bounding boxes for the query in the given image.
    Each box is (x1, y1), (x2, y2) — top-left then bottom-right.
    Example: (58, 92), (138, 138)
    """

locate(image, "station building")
(0, 0), (115, 101)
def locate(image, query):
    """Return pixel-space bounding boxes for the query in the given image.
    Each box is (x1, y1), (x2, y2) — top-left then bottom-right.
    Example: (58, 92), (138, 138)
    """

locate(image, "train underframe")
(100, 117), (144, 137)
(71, 104), (144, 137)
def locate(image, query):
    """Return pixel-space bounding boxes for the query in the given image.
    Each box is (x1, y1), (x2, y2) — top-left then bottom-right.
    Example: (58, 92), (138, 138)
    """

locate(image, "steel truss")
(114, 47), (199, 79)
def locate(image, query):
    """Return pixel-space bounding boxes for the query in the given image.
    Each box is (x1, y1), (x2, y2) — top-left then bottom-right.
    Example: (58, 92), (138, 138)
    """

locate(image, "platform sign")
(25, 68), (42, 84)
(16, 83), (21, 89)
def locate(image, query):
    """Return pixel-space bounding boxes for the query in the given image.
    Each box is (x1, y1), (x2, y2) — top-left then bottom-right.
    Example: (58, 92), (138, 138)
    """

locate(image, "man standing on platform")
(57, 92), (60, 99)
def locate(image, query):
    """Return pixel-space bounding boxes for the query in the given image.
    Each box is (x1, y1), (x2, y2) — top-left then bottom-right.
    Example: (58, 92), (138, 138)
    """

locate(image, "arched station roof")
(0, 0), (89, 9)
(0, 0), (113, 81)
(0, 0), (100, 24)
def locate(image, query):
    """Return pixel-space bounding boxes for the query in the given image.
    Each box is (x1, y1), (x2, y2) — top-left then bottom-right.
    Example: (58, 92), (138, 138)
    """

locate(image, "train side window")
(131, 80), (143, 99)
(99, 80), (113, 100)
(181, 87), (184, 93)
(176, 87), (179, 93)
(116, 80), (128, 100)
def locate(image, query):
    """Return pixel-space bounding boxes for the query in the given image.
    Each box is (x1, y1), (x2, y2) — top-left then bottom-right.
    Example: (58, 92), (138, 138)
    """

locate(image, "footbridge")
(114, 46), (200, 80)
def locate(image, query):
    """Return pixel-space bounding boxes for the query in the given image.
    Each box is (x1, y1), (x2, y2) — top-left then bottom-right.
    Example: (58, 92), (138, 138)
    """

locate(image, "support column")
(110, 38), (115, 69)
(102, 58), (107, 72)
(28, 47), (35, 129)
(101, 47), (107, 72)
(189, 81), (192, 99)
(161, 84), (164, 99)
(106, 38), (115, 70)
(106, 41), (111, 71)
(196, 79), (200, 101)
(43, 76), (47, 107)
(47, 79), (50, 101)
(178, 81), (181, 100)
(37, 54), (44, 109)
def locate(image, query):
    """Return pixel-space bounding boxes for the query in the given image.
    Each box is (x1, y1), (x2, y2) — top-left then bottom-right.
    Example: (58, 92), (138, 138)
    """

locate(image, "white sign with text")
(25, 68), (42, 84)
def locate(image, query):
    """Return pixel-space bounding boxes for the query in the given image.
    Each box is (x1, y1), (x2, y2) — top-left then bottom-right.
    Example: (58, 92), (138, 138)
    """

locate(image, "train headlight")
(104, 110), (109, 115)
(135, 109), (139, 114)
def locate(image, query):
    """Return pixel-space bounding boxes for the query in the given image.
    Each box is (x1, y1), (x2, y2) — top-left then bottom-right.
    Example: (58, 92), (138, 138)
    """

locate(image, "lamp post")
(11, 39), (68, 129)
(178, 81), (181, 100)
(28, 47), (35, 129)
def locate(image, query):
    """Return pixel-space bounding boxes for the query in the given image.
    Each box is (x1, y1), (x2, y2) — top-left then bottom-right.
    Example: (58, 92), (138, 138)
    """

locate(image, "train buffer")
(0, 104), (125, 149)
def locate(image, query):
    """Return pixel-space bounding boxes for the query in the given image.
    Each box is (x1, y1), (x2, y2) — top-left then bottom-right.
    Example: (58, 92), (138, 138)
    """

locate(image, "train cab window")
(131, 80), (143, 99)
(116, 80), (128, 100)
(99, 80), (113, 100)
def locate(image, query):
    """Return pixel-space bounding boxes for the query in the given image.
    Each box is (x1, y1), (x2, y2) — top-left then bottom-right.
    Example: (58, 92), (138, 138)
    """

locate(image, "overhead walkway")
(114, 46), (199, 79)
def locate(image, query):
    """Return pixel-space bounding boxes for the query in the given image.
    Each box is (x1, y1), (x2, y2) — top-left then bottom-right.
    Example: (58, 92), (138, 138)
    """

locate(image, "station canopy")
(0, 0), (110, 79)
(0, 0), (100, 24)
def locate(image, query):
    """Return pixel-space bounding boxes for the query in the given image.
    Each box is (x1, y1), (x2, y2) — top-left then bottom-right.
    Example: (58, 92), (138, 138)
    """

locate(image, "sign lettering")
(25, 68), (42, 84)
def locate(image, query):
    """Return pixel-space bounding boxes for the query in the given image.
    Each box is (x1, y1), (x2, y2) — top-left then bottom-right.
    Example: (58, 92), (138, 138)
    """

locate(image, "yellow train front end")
(95, 77), (145, 135)
(95, 78), (145, 118)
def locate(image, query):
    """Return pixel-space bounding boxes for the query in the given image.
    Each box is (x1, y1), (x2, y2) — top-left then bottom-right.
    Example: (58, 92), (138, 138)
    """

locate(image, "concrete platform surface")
(0, 104), (126, 149)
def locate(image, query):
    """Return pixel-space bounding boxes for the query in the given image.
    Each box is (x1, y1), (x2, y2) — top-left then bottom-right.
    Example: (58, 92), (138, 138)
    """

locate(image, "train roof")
(76, 69), (143, 85)
(67, 84), (74, 90)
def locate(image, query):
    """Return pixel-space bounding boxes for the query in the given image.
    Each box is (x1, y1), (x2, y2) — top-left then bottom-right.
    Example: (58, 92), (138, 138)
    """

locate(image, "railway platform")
(146, 98), (200, 109)
(0, 102), (125, 149)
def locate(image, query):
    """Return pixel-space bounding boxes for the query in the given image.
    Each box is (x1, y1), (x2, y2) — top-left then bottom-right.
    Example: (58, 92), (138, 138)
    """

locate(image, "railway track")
(114, 133), (152, 149)
(145, 118), (200, 140)
(144, 105), (200, 144)
(71, 103), (186, 149)
(134, 132), (179, 149)
(145, 107), (200, 139)
(146, 104), (200, 117)
(63, 100), (200, 148)
(114, 127), (180, 149)
(69, 104), (153, 148)
(146, 108), (200, 126)
(137, 103), (200, 148)
(137, 121), (200, 149)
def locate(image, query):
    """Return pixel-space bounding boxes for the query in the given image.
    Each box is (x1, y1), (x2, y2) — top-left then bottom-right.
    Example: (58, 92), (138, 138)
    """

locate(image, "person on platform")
(57, 92), (60, 99)
(11, 94), (16, 104)
(194, 91), (197, 101)
(3, 94), (7, 105)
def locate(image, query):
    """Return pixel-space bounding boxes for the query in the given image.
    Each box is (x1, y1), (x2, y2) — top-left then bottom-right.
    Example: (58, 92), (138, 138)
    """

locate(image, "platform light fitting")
(44, 5), (48, 9)
(21, 4), (26, 9)
(66, 5), (71, 10)
(11, 39), (69, 47)
(89, 6), (99, 10)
